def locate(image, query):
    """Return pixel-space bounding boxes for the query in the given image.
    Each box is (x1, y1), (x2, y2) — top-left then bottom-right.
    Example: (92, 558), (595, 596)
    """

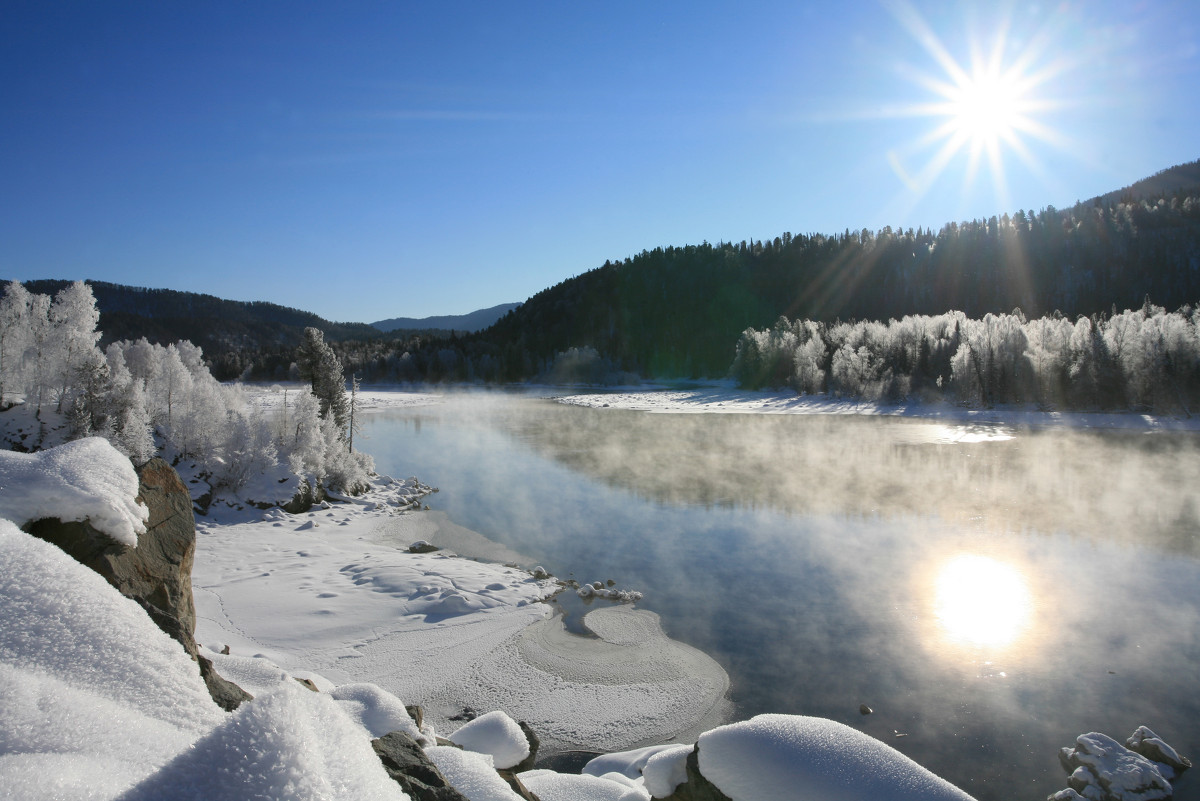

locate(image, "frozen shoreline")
(554, 383), (1200, 431)
(192, 470), (732, 754)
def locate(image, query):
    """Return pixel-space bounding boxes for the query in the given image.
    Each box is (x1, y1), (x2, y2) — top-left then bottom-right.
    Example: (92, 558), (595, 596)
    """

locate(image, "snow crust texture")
(697, 714), (977, 801)
(0, 437), (147, 546)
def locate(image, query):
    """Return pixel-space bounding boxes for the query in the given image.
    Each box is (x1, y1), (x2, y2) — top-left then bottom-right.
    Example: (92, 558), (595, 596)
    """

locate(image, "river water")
(361, 391), (1200, 801)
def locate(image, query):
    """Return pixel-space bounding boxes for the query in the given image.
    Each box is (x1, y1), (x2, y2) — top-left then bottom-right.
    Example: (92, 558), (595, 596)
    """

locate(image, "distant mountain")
(371, 303), (521, 333)
(1096, 159), (1200, 206)
(456, 159), (1200, 379)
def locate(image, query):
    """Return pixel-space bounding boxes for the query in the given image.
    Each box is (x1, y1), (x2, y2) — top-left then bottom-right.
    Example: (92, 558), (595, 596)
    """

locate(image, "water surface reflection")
(362, 394), (1200, 801)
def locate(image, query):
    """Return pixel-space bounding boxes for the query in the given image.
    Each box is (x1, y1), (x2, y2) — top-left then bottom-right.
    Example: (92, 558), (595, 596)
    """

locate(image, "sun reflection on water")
(934, 554), (1033, 650)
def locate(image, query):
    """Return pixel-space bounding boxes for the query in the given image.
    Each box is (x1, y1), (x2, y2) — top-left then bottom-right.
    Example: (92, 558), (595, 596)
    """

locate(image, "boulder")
(1055, 731), (1179, 801)
(661, 745), (733, 801)
(372, 730), (470, 801)
(25, 457), (251, 711)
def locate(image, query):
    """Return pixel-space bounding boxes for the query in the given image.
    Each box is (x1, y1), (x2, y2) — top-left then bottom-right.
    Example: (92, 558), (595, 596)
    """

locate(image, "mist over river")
(361, 391), (1200, 801)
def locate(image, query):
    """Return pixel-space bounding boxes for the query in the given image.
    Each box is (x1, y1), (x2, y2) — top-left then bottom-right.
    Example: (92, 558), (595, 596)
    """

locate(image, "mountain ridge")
(371, 302), (521, 334)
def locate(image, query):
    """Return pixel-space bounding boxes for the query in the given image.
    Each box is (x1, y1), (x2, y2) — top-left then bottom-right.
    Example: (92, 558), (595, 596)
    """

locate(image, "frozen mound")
(449, 710), (530, 770)
(521, 768), (650, 801)
(121, 683), (406, 801)
(426, 745), (525, 801)
(0, 437), (148, 546)
(0, 520), (223, 800)
(1050, 727), (1191, 801)
(697, 714), (977, 801)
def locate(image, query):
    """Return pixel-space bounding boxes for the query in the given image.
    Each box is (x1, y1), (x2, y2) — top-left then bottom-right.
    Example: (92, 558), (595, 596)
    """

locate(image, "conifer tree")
(296, 327), (349, 433)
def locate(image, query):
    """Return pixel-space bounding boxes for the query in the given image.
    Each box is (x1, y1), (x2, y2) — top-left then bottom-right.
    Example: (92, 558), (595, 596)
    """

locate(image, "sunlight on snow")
(934, 554), (1032, 650)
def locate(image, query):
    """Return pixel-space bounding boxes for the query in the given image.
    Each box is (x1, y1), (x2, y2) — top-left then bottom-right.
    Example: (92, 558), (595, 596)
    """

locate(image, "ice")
(425, 745), (525, 801)
(520, 769), (650, 801)
(0, 437), (148, 546)
(697, 714), (976, 801)
(449, 710), (530, 770)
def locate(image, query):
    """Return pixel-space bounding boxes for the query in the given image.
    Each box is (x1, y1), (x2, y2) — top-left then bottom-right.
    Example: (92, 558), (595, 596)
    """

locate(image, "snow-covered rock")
(0, 437), (147, 546)
(426, 745), (527, 801)
(521, 768), (651, 801)
(449, 710), (531, 770)
(1054, 730), (1186, 801)
(696, 714), (976, 801)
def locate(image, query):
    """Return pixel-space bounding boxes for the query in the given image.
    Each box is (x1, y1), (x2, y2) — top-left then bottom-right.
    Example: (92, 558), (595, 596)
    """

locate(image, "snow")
(0, 437), (148, 546)
(1057, 732), (1174, 801)
(191, 481), (731, 754)
(520, 768), (651, 801)
(0, 518), (222, 799)
(121, 683), (408, 801)
(449, 710), (530, 770)
(425, 745), (525, 801)
(697, 714), (977, 801)
(641, 745), (693, 798)
(556, 384), (1200, 431)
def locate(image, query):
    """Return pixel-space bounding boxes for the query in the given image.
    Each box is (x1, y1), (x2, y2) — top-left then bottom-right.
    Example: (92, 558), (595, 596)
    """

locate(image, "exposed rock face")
(372, 731), (470, 801)
(661, 745), (733, 801)
(24, 457), (251, 711)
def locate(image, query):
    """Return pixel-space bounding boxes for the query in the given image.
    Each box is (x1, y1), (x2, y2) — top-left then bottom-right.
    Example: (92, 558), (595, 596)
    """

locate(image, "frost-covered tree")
(0, 281), (32, 406)
(49, 281), (102, 413)
(296, 327), (349, 431)
(23, 292), (54, 418)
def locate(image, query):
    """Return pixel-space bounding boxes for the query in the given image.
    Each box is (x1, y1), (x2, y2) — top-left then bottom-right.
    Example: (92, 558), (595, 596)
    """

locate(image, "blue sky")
(3, 1), (1198, 324)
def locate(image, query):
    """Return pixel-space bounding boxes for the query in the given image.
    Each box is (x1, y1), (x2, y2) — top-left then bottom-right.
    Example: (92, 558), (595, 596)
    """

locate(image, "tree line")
(312, 165), (1200, 384)
(1, 280), (372, 496)
(731, 300), (1199, 414)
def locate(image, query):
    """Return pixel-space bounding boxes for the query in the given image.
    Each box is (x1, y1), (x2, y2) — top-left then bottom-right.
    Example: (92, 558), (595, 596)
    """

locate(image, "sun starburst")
(883, 0), (1071, 214)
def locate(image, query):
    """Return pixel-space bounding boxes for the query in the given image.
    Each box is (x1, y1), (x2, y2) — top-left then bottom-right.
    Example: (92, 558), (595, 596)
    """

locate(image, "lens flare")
(934, 554), (1032, 649)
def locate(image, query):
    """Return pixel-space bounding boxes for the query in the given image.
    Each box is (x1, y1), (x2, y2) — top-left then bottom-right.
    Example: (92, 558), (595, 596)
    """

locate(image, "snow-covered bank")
(192, 475), (732, 753)
(556, 384), (1200, 431)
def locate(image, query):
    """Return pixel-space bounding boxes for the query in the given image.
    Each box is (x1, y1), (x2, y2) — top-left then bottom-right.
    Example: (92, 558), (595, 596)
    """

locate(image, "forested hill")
(469, 160), (1200, 378)
(3, 280), (381, 379)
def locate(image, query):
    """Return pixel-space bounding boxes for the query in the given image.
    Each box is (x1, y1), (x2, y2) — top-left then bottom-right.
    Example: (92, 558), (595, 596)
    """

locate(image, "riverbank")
(192, 473), (732, 755)
(555, 384), (1200, 431)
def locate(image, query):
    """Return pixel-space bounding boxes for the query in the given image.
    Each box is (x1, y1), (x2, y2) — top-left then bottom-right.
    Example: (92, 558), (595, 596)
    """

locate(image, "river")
(360, 391), (1200, 801)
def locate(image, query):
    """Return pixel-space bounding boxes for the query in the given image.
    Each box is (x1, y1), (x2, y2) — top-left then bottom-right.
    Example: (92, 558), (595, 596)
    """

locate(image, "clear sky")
(3, 1), (1198, 324)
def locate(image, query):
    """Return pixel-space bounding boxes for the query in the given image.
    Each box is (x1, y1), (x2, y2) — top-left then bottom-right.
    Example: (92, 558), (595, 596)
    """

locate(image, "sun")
(882, 1), (1068, 211)
(948, 68), (1025, 147)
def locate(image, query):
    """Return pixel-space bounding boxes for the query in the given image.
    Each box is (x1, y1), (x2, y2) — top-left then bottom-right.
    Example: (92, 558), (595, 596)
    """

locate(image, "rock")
(26, 458), (198, 656)
(661, 745), (734, 801)
(860, 704), (873, 715)
(293, 677), (320, 692)
(1126, 726), (1192, 778)
(372, 731), (469, 801)
(406, 704), (426, 730)
(25, 457), (251, 712)
(1056, 731), (1177, 801)
(513, 721), (540, 773)
(496, 769), (540, 801)
(409, 540), (440, 554)
(199, 655), (254, 711)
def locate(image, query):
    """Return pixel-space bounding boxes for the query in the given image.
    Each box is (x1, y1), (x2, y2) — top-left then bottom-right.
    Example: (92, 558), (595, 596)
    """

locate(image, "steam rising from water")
(361, 393), (1200, 801)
